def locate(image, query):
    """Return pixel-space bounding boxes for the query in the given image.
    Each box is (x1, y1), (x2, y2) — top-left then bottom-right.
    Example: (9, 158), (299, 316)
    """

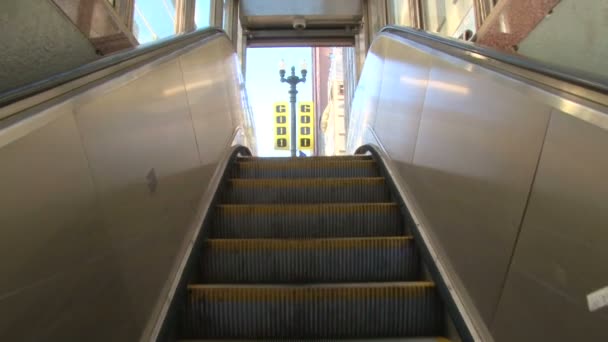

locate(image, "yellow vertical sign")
(273, 101), (289, 150)
(297, 101), (314, 151)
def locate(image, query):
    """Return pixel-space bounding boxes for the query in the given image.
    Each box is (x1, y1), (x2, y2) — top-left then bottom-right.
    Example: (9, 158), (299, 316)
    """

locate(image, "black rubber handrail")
(0, 27), (225, 108)
(381, 25), (608, 95)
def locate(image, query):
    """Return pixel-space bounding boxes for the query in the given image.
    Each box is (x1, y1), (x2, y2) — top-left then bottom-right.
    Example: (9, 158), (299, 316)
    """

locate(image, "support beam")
(366, 0), (388, 41)
(175, 0), (196, 34)
(355, 3), (368, 81)
(410, 0), (423, 29)
(210, 0), (224, 28)
(473, 0), (496, 29)
(224, 0), (240, 47)
(114, 0), (135, 29)
(238, 16), (247, 77)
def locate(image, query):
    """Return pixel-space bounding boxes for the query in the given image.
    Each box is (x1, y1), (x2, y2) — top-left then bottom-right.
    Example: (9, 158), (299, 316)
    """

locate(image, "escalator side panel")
(349, 31), (608, 342)
(491, 111), (608, 341)
(0, 35), (253, 342)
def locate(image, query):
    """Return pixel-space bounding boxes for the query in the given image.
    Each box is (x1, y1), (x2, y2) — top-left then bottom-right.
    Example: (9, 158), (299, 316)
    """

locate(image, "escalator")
(163, 154), (451, 341)
(2, 17), (605, 341)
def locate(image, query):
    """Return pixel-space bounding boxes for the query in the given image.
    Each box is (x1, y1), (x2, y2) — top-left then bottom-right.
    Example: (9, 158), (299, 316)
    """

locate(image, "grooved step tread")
(227, 177), (386, 187)
(189, 282), (433, 290)
(180, 154), (446, 340)
(232, 158), (380, 178)
(201, 237), (420, 283)
(236, 160), (377, 169)
(206, 236), (413, 250)
(237, 156), (373, 162)
(211, 203), (405, 238)
(183, 283), (443, 338)
(222, 178), (391, 204)
(216, 202), (399, 213)
(180, 339), (451, 341)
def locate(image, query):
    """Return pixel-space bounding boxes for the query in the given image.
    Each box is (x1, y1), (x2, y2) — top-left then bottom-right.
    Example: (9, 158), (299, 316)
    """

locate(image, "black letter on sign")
(300, 104), (311, 112)
(300, 127), (310, 135)
(277, 127), (286, 135)
(300, 138), (311, 147)
(276, 115), (286, 124)
(300, 115), (311, 124)
(277, 138), (287, 148)
(276, 105), (286, 113)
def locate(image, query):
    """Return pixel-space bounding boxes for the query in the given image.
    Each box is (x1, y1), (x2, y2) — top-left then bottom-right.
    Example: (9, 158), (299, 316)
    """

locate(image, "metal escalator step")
(201, 237), (419, 283)
(222, 178), (391, 204)
(237, 156), (373, 162)
(182, 282), (444, 339)
(211, 203), (405, 238)
(232, 159), (379, 178)
(180, 338), (452, 341)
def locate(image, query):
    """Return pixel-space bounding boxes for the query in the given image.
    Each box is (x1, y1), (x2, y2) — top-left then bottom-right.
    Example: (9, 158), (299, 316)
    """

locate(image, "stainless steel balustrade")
(1, 22), (607, 342)
(349, 26), (608, 342)
(0, 28), (255, 342)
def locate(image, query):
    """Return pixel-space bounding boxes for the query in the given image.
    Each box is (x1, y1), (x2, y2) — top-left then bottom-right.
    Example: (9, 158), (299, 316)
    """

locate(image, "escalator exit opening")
(245, 46), (354, 157)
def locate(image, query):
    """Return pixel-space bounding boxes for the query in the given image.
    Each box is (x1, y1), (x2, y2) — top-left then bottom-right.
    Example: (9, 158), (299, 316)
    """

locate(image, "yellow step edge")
(237, 160), (377, 169)
(179, 339), (451, 342)
(217, 203), (399, 214)
(207, 236), (413, 251)
(227, 177), (386, 188)
(238, 156), (372, 162)
(188, 282), (436, 301)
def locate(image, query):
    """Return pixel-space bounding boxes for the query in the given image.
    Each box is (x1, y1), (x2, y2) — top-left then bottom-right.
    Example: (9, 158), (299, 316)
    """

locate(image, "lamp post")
(279, 59), (307, 157)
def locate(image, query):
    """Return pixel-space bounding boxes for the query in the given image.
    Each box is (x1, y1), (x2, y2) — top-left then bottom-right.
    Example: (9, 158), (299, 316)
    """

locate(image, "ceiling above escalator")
(240, 0), (363, 46)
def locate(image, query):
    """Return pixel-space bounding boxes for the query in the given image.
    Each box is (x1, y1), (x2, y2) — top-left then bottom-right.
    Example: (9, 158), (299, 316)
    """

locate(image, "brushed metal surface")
(0, 28), (224, 119)
(0, 115), (100, 338)
(381, 27), (608, 106)
(410, 55), (551, 324)
(179, 39), (240, 165)
(347, 39), (384, 151)
(0, 34), (252, 341)
(72, 55), (206, 342)
(359, 145), (485, 342)
(491, 110), (608, 341)
(373, 37), (430, 163)
(349, 31), (608, 341)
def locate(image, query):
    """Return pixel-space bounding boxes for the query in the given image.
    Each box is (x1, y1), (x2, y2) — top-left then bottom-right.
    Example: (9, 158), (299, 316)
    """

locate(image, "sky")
(246, 48), (313, 157)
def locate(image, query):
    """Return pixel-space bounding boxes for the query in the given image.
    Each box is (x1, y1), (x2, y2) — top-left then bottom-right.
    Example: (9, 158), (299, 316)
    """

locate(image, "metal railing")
(0, 27), (225, 117)
(380, 26), (608, 103)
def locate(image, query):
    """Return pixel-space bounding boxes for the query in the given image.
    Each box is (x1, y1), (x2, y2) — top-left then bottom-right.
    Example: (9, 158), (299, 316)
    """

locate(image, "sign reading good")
(273, 101), (289, 150)
(297, 101), (314, 151)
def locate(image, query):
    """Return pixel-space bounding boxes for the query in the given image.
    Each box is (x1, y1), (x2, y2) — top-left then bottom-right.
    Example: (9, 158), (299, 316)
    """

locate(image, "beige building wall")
(312, 47), (332, 154)
(321, 48), (347, 156)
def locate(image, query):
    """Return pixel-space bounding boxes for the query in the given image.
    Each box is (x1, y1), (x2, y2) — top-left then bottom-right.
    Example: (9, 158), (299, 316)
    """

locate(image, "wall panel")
(373, 37), (431, 163)
(492, 110), (608, 341)
(349, 32), (608, 340)
(409, 56), (551, 323)
(0, 35), (251, 341)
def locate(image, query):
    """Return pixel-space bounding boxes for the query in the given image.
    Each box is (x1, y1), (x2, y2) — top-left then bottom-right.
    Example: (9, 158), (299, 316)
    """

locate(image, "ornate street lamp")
(279, 59), (307, 157)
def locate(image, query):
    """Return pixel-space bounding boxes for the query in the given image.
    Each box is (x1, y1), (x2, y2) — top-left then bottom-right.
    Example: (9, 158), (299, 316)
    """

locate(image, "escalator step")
(182, 283), (443, 339)
(211, 203), (405, 238)
(201, 237), (419, 283)
(221, 178), (391, 204)
(237, 156), (373, 162)
(180, 338), (451, 341)
(232, 159), (379, 178)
